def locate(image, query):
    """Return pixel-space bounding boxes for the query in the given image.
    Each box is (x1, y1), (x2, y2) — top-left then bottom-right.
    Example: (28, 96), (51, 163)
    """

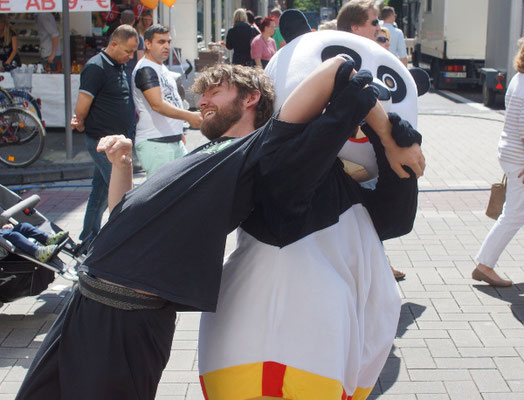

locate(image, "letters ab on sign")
(0, 0), (110, 12)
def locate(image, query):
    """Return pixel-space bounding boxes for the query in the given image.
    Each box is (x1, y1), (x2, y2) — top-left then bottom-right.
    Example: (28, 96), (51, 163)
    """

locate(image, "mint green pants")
(135, 140), (188, 177)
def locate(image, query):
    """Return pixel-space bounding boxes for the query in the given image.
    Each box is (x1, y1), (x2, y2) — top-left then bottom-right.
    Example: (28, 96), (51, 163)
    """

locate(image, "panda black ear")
(409, 67), (430, 96)
(279, 9), (312, 44)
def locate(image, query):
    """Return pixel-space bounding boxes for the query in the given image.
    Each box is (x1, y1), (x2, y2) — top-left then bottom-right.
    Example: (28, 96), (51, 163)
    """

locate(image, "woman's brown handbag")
(486, 175), (507, 220)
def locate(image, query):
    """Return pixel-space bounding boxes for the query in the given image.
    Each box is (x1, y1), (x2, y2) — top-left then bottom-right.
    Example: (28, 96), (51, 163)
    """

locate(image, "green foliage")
(291, 0), (320, 12)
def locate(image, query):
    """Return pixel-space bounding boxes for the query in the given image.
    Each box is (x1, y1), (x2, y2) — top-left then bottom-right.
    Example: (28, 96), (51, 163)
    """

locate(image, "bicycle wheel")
(0, 108), (45, 167)
(7, 90), (42, 120)
(0, 87), (14, 110)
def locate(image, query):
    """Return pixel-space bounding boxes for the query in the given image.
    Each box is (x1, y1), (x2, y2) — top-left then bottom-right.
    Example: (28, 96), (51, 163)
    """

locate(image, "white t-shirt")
(132, 57), (184, 144)
(36, 13), (62, 58)
(382, 22), (407, 59)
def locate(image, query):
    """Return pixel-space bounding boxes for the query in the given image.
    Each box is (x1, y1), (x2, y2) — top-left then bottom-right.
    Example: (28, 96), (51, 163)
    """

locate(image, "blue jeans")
(1, 222), (48, 256)
(79, 135), (112, 242)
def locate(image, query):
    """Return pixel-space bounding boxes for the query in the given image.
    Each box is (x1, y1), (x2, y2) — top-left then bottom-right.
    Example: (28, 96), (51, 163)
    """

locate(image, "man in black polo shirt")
(71, 25), (138, 244)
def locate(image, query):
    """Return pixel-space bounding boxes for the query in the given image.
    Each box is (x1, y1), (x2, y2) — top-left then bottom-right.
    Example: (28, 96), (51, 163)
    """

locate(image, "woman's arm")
(6, 35), (18, 64)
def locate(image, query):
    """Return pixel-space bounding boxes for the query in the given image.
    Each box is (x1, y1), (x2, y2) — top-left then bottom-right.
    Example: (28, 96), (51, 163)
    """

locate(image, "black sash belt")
(147, 134), (183, 143)
(78, 271), (167, 310)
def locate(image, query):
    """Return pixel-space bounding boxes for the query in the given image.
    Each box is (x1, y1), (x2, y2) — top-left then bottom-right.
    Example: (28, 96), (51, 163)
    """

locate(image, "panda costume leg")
(199, 214), (401, 399)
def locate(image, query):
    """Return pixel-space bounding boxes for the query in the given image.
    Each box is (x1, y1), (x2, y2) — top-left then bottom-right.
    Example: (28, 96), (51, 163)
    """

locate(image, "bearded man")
(16, 59), (423, 400)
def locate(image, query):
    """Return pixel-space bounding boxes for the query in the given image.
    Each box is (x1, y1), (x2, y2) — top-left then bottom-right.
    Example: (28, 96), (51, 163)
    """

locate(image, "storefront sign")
(0, 0), (111, 12)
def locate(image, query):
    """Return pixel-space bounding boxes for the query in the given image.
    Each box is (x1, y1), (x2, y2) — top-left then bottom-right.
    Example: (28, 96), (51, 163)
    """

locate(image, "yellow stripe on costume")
(351, 387), (374, 400)
(201, 362), (262, 400)
(281, 365), (344, 399)
(200, 361), (374, 400)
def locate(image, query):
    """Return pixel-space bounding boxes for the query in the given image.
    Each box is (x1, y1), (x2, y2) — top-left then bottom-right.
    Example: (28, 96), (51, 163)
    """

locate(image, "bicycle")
(0, 107), (46, 167)
(0, 76), (42, 121)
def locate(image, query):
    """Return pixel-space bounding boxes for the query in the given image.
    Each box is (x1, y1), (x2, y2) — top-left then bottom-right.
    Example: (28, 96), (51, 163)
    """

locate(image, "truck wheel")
(483, 82), (496, 107)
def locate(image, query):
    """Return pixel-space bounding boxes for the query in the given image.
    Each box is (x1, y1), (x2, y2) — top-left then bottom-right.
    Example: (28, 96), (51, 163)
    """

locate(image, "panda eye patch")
(377, 66), (406, 104)
(321, 46), (362, 71)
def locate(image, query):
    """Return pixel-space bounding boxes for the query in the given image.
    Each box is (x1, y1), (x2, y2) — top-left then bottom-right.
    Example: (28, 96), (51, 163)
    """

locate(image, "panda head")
(265, 11), (429, 128)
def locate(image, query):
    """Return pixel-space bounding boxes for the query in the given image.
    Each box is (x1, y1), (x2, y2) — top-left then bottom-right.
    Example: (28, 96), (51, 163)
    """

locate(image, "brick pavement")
(1, 111), (524, 399)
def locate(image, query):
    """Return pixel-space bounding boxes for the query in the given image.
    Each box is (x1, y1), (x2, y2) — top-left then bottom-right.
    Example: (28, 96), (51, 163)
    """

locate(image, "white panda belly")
(198, 204), (402, 398)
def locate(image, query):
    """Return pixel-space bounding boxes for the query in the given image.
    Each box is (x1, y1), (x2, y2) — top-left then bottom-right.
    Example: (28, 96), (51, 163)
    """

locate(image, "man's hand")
(71, 114), (85, 132)
(384, 142), (425, 178)
(2, 223), (13, 229)
(97, 135), (132, 167)
(186, 111), (203, 129)
(46, 55), (55, 64)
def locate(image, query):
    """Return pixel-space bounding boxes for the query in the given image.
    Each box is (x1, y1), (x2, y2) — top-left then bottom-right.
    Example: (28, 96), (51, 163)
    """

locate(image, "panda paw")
(330, 57), (356, 102)
(388, 112), (422, 147)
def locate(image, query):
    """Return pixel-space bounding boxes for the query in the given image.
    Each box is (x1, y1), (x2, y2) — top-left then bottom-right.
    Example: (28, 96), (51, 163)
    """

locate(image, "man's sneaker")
(46, 231), (69, 246)
(35, 245), (59, 263)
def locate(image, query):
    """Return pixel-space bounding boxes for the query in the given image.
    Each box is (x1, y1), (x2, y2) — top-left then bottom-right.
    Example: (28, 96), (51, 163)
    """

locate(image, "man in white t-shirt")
(380, 6), (408, 67)
(36, 13), (62, 72)
(132, 24), (202, 177)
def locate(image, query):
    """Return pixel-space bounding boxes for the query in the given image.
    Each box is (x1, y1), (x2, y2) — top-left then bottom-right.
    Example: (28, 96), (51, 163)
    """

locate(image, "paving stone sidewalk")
(1, 111), (523, 399)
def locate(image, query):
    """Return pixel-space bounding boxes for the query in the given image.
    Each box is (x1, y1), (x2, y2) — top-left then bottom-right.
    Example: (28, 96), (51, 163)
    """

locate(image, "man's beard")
(200, 95), (243, 140)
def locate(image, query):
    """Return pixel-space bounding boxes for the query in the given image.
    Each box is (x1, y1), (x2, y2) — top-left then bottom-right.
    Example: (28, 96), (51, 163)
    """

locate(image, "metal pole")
(215, 0), (222, 44)
(62, 0), (73, 160)
(204, 0), (212, 46)
(225, 0), (232, 33)
(168, 5), (173, 68)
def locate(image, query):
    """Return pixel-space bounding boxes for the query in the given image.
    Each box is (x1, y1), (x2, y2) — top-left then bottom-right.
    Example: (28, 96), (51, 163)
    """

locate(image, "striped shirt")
(499, 72), (524, 165)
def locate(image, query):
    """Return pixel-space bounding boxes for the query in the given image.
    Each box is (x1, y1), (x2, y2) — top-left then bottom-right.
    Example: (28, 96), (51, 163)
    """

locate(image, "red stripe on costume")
(262, 361), (286, 397)
(341, 388), (352, 400)
(199, 375), (209, 400)
(348, 137), (369, 143)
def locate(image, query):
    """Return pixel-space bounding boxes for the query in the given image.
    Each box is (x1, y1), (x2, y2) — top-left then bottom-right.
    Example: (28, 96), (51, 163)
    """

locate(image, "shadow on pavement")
(473, 283), (524, 324)
(377, 301), (427, 394)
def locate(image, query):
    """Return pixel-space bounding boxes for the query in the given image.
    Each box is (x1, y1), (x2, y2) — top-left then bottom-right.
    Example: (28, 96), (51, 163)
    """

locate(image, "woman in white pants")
(473, 39), (524, 287)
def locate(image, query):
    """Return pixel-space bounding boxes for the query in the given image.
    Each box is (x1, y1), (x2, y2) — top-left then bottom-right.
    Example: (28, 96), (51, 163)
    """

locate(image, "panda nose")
(369, 81), (391, 101)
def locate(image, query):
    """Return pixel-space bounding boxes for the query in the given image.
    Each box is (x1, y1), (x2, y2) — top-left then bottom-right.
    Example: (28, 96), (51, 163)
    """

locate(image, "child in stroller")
(0, 222), (69, 262)
(0, 184), (86, 304)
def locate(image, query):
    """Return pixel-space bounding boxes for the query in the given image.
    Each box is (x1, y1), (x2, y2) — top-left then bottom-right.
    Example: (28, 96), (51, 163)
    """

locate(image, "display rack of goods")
(11, 16), (39, 64)
(70, 35), (86, 65)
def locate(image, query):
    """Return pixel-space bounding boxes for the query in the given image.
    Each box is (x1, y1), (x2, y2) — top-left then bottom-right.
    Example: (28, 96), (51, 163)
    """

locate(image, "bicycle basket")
(10, 68), (33, 91)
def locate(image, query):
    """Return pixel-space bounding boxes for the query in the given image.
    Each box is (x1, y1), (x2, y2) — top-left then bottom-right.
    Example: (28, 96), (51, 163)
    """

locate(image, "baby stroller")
(0, 184), (87, 304)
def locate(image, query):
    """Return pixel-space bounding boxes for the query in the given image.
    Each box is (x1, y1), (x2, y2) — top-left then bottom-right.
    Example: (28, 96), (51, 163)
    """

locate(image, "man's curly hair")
(191, 64), (275, 129)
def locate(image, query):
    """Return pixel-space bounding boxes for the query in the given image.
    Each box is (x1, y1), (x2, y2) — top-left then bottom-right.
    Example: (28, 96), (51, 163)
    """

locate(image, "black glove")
(387, 112), (422, 147)
(326, 68), (377, 131)
(329, 57), (359, 103)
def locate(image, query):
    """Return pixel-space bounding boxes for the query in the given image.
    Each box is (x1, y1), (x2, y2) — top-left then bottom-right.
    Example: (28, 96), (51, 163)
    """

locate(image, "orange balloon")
(161, 0), (176, 6)
(141, 0), (159, 8)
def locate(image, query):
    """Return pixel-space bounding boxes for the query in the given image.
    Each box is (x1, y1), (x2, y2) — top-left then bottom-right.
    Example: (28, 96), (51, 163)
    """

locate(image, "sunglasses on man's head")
(370, 19), (379, 26)
(377, 36), (389, 43)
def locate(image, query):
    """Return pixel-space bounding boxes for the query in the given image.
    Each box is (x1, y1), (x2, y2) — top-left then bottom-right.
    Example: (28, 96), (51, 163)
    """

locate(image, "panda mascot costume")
(198, 10), (429, 400)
